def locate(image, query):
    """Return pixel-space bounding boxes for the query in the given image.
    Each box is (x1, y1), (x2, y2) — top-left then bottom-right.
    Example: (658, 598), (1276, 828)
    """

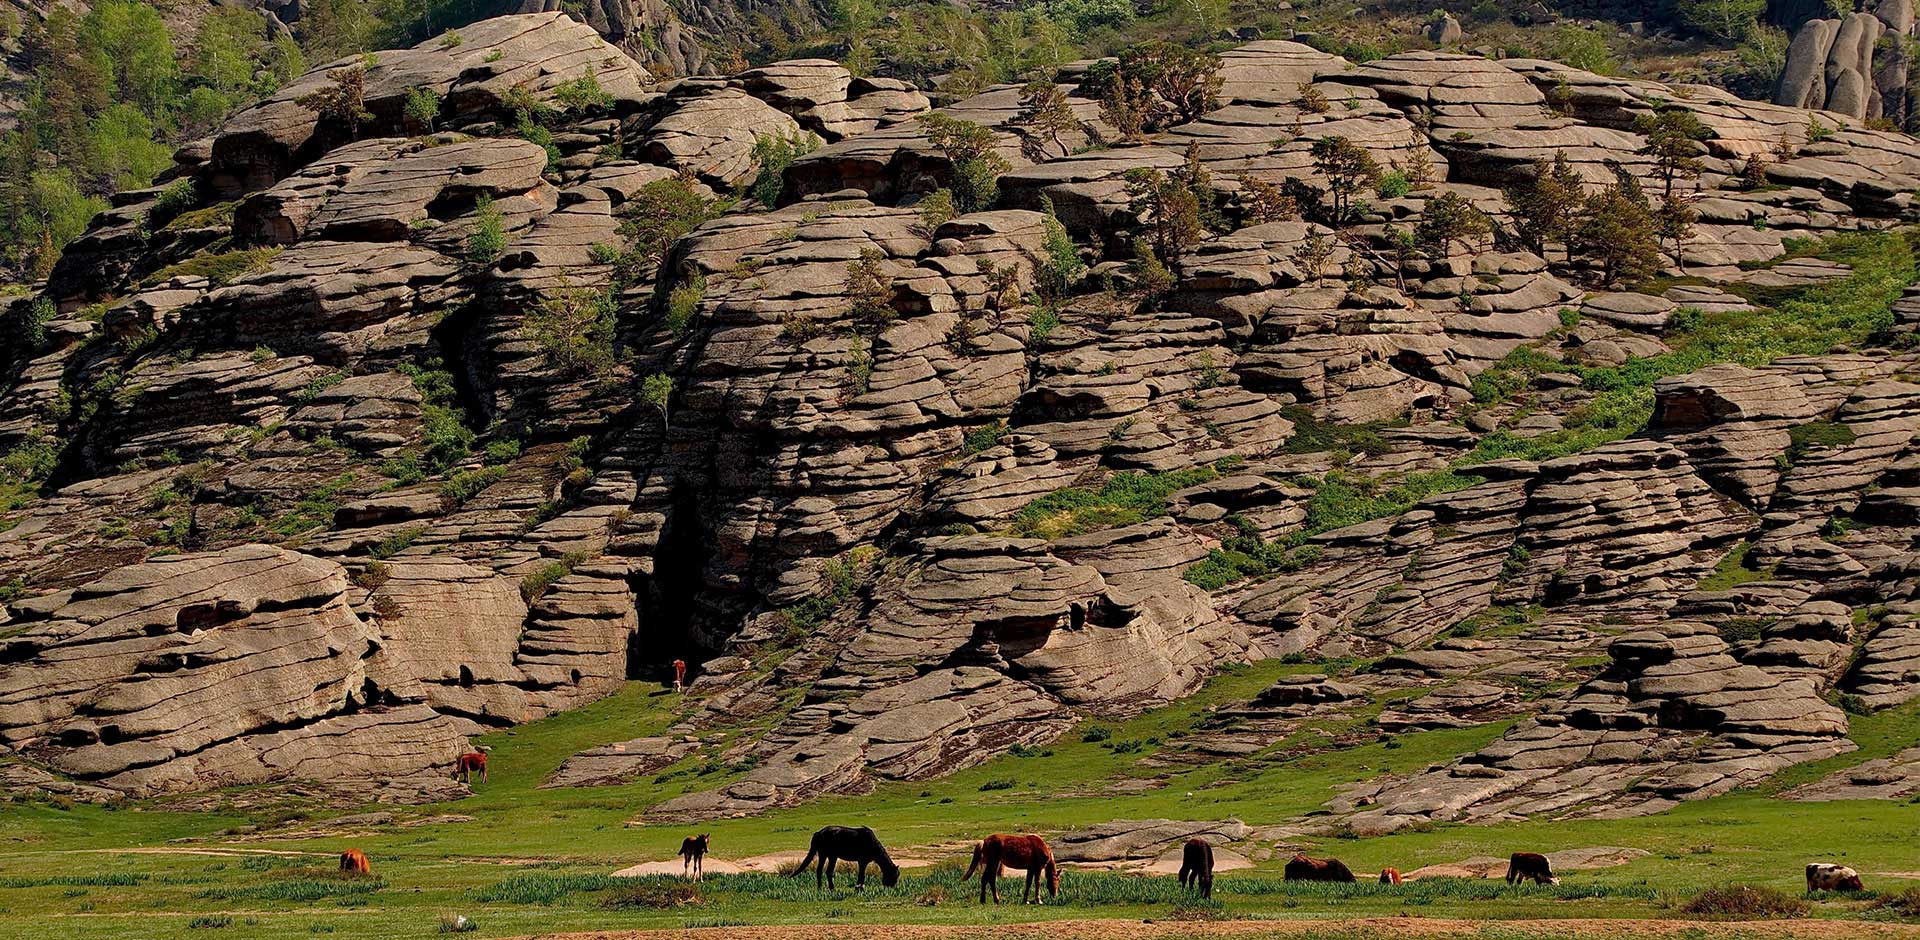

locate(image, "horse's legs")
(825, 853), (837, 890)
(857, 860), (868, 889)
(1026, 868), (1038, 904)
(815, 854), (825, 890)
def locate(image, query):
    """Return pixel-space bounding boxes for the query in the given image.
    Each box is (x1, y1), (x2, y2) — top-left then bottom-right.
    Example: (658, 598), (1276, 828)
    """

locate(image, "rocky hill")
(4, 11), (1920, 832)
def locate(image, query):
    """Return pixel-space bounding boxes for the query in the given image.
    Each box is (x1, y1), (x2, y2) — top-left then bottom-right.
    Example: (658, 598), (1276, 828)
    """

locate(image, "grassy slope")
(2, 664), (1917, 938)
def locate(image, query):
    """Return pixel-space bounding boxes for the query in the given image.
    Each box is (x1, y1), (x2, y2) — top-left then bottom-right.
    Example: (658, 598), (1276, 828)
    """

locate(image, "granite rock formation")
(2, 14), (1919, 826)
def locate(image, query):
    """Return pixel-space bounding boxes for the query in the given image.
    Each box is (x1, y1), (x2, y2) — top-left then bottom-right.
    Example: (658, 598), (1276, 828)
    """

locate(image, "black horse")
(789, 825), (900, 889)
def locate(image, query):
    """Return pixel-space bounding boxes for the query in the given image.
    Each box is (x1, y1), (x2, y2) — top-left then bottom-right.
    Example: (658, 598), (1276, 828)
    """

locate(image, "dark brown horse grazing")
(965, 834), (1059, 904)
(339, 849), (372, 876)
(1506, 852), (1557, 885)
(789, 826), (900, 889)
(1285, 853), (1356, 882)
(680, 834), (709, 881)
(1178, 838), (1214, 898)
(454, 752), (487, 783)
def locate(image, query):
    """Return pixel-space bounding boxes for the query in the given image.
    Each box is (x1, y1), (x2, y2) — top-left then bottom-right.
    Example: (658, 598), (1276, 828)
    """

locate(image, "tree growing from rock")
(1574, 173), (1661, 287)
(1124, 165), (1203, 276)
(1503, 151), (1585, 255)
(1636, 109), (1709, 266)
(1036, 197), (1086, 303)
(296, 64), (372, 139)
(1637, 109), (1708, 199)
(748, 130), (820, 206)
(1293, 229), (1335, 283)
(1082, 41), (1223, 138)
(845, 246), (896, 332)
(599, 171), (726, 291)
(1308, 136), (1381, 224)
(641, 372), (672, 426)
(917, 113), (1010, 213)
(403, 86), (440, 133)
(1238, 175), (1299, 223)
(1414, 191), (1491, 258)
(1011, 80), (1084, 162)
(526, 284), (617, 379)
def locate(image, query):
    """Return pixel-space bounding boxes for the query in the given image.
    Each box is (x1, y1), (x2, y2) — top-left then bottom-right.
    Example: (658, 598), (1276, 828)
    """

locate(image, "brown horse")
(1379, 867), (1403, 885)
(965, 834), (1059, 904)
(680, 833), (709, 881)
(1285, 853), (1355, 882)
(1178, 838), (1214, 898)
(339, 849), (372, 876)
(455, 752), (487, 783)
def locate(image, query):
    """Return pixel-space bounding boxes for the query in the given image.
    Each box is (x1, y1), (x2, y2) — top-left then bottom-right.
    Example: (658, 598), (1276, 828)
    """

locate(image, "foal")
(679, 833), (709, 881)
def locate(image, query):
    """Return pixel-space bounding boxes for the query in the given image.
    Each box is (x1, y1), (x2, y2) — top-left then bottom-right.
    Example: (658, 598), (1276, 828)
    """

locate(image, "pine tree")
(296, 65), (372, 139)
(1414, 191), (1491, 258)
(1010, 81), (1084, 162)
(1124, 165), (1203, 275)
(1503, 151), (1586, 255)
(1575, 173), (1661, 287)
(1308, 136), (1381, 224)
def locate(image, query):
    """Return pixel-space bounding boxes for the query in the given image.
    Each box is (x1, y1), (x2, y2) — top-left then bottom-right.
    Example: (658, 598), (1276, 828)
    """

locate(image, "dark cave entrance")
(629, 493), (710, 684)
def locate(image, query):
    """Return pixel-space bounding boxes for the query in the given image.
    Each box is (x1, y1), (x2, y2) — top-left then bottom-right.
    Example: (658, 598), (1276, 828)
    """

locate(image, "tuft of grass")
(144, 247), (283, 288)
(1679, 884), (1810, 920)
(1696, 542), (1771, 592)
(1012, 460), (1238, 539)
(199, 877), (384, 903)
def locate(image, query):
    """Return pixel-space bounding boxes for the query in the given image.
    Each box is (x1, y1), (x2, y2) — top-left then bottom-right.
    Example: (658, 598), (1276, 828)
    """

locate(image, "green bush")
(747, 131), (820, 206)
(147, 179), (197, 229)
(552, 70), (614, 113)
(961, 420), (1009, 456)
(465, 195), (507, 266)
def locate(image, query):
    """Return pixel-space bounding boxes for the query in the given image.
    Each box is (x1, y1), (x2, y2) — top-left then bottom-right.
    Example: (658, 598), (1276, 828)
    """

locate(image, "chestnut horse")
(339, 849), (372, 876)
(455, 752), (487, 783)
(965, 834), (1059, 904)
(1379, 867), (1403, 885)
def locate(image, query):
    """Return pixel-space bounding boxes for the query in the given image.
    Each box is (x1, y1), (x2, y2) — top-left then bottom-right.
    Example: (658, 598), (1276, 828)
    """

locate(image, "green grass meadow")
(2, 661), (1919, 938)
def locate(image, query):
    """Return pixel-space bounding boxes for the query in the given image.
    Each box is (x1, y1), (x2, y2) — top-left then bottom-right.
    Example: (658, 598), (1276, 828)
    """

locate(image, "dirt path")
(526, 918), (1920, 940)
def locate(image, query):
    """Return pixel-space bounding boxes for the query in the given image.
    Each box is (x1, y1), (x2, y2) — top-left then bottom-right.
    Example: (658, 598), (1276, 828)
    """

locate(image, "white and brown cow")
(1806, 863), (1865, 892)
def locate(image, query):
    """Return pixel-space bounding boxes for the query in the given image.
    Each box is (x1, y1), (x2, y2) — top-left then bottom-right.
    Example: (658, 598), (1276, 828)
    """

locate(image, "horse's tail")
(963, 842), (982, 881)
(790, 837), (818, 878)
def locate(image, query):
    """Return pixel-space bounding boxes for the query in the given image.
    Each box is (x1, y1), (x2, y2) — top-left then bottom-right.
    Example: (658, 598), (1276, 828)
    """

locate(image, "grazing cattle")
(789, 825), (900, 889)
(1284, 853), (1356, 883)
(1506, 852), (1557, 885)
(1379, 867), (1403, 885)
(966, 834), (1059, 904)
(454, 751), (487, 783)
(339, 849), (371, 875)
(680, 834), (709, 882)
(1178, 839), (1215, 898)
(1806, 863), (1865, 892)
